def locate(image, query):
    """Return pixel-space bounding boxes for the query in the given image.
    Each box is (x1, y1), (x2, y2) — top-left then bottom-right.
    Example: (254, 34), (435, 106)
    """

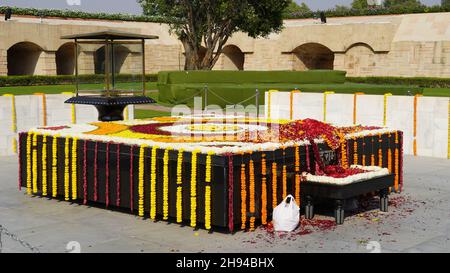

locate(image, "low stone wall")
(0, 93), (134, 156)
(265, 91), (449, 159)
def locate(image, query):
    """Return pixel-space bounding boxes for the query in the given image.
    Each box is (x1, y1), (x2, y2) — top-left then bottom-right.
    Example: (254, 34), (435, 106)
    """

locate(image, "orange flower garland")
(341, 141), (348, 169)
(249, 153), (256, 231)
(240, 160), (247, 230)
(272, 162), (277, 208)
(371, 137), (375, 166)
(362, 141), (366, 166)
(353, 137), (358, 164)
(261, 153), (268, 225)
(378, 134), (383, 168)
(282, 148), (287, 198)
(294, 145), (301, 203)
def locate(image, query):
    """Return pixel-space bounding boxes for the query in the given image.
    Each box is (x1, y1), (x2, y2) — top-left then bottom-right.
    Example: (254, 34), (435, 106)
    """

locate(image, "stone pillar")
(78, 51), (95, 75)
(333, 53), (345, 72)
(40, 51), (57, 76)
(0, 49), (7, 76)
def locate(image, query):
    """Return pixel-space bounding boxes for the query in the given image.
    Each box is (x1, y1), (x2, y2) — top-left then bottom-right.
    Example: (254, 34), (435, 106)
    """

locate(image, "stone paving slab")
(0, 155), (449, 253)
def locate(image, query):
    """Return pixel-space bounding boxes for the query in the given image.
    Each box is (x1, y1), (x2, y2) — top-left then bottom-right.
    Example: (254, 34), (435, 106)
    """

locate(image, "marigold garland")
(282, 148), (287, 198)
(64, 137), (70, 201)
(71, 138), (78, 200)
(261, 153), (268, 225)
(323, 91), (335, 123)
(249, 153), (256, 231)
(362, 141), (366, 166)
(240, 160), (247, 230)
(42, 134), (48, 196)
(26, 132), (32, 195)
(294, 145), (301, 204)
(51, 135), (58, 198)
(32, 133), (38, 194)
(150, 145), (159, 219)
(371, 137), (375, 166)
(94, 142), (99, 202)
(138, 145), (146, 217)
(399, 131), (404, 192)
(341, 141), (348, 169)
(289, 90), (300, 120)
(272, 162), (278, 208)
(163, 147), (172, 220)
(267, 90), (278, 120)
(105, 142), (111, 207)
(116, 144), (121, 207)
(190, 149), (200, 227)
(394, 132), (399, 192)
(205, 151), (214, 230)
(83, 140), (88, 205)
(227, 154), (235, 232)
(378, 134), (383, 168)
(353, 137), (358, 164)
(383, 93), (392, 127)
(413, 95), (419, 156)
(176, 149), (184, 223)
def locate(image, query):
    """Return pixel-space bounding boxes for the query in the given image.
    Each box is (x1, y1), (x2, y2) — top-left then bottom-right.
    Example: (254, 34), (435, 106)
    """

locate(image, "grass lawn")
(134, 109), (170, 119)
(0, 82), (158, 96)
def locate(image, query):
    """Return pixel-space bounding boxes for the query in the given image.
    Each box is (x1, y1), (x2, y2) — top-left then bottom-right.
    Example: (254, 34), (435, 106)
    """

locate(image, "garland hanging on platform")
(42, 134), (48, 196)
(271, 161), (277, 209)
(378, 134), (383, 168)
(190, 149), (200, 227)
(176, 149), (184, 223)
(394, 132), (399, 192)
(387, 134), (393, 174)
(240, 158), (247, 230)
(105, 142), (110, 207)
(94, 142), (98, 202)
(227, 153), (234, 232)
(282, 148), (287, 199)
(163, 147), (172, 220)
(353, 137), (358, 165)
(383, 93), (392, 127)
(129, 145), (134, 212)
(83, 140), (88, 205)
(26, 132), (32, 195)
(32, 133), (38, 194)
(371, 137), (375, 166)
(294, 145), (301, 203)
(138, 145), (146, 217)
(205, 151), (214, 230)
(64, 137), (70, 201)
(341, 141), (348, 169)
(249, 152), (256, 231)
(399, 131), (404, 192)
(71, 138), (78, 200)
(362, 140), (367, 166)
(261, 153), (267, 225)
(51, 135), (58, 198)
(150, 145), (159, 219)
(116, 144), (121, 207)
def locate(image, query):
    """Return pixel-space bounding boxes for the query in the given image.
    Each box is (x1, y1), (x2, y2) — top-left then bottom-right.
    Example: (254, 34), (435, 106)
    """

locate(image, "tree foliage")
(351, 0), (369, 10)
(442, 0), (450, 8)
(383, 0), (424, 8)
(139, 0), (289, 70)
(283, 1), (311, 17)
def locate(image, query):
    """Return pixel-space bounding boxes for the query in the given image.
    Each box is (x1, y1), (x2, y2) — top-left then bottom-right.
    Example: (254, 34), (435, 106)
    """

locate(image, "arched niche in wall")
(292, 43), (334, 70)
(7, 42), (44, 75)
(220, 45), (245, 70)
(56, 42), (76, 75)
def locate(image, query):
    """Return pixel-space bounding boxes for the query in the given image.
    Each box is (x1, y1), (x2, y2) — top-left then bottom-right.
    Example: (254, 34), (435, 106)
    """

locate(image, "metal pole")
(105, 39), (110, 97)
(142, 39), (146, 96)
(256, 88), (260, 118)
(74, 39), (79, 97)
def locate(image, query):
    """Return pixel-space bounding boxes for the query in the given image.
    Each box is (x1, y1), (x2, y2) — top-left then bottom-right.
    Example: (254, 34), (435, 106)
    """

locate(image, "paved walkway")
(0, 155), (449, 253)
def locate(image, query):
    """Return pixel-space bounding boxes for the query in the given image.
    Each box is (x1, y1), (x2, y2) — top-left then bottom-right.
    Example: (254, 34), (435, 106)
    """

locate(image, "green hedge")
(347, 76), (450, 88)
(0, 74), (158, 87)
(0, 6), (175, 23)
(285, 5), (450, 19)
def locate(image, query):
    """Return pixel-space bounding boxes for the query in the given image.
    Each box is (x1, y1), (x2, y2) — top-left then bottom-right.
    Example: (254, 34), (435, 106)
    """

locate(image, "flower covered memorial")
(18, 116), (403, 231)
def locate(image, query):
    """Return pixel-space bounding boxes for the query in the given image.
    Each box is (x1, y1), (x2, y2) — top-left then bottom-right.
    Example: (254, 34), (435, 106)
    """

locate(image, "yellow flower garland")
(64, 137), (70, 201)
(163, 147), (172, 220)
(240, 161), (247, 230)
(52, 135), (59, 197)
(323, 91), (335, 123)
(176, 149), (184, 223)
(341, 141), (348, 169)
(383, 93), (392, 127)
(32, 133), (38, 194)
(190, 149), (200, 227)
(138, 145), (147, 217)
(71, 138), (78, 200)
(42, 134), (48, 196)
(26, 132), (32, 195)
(150, 145), (159, 220)
(205, 151), (214, 230)
(394, 132), (399, 192)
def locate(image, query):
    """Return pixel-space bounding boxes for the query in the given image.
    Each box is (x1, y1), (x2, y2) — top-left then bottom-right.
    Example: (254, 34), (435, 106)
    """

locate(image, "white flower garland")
(303, 165), (390, 185)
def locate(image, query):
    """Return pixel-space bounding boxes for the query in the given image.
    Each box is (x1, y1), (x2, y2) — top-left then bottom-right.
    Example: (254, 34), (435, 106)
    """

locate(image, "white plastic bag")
(272, 195), (300, 232)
